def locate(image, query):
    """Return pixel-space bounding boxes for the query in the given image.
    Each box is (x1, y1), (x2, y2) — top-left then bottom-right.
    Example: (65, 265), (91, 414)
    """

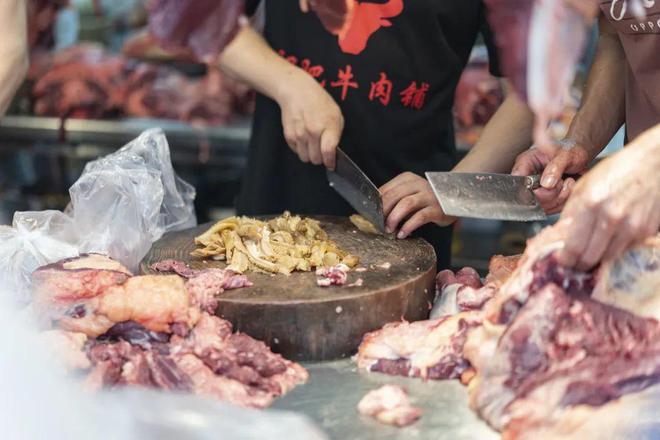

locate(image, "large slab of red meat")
(147, 0), (244, 64)
(483, 0), (599, 146)
(355, 223), (660, 438)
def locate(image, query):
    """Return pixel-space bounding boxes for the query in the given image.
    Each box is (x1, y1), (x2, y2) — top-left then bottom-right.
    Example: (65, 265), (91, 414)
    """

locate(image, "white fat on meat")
(40, 330), (90, 371)
(357, 385), (422, 427)
(508, 383), (660, 440)
(592, 235), (660, 319)
(356, 312), (479, 378)
(61, 253), (132, 275)
(60, 275), (200, 337)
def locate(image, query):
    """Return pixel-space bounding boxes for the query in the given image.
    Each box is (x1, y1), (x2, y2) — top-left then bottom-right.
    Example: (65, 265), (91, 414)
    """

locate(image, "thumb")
(541, 152), (571, 189)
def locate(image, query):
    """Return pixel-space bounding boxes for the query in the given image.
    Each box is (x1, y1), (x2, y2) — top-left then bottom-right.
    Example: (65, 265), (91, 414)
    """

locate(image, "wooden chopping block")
(141, 216), (436, 361)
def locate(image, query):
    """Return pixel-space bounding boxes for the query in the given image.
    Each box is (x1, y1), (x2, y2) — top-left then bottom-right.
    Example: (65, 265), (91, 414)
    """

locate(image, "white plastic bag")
(0, 128), (196, 301)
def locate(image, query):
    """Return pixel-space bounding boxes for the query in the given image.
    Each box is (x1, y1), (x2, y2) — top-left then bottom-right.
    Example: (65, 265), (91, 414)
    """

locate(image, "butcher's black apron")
(240, 0), (501, 270)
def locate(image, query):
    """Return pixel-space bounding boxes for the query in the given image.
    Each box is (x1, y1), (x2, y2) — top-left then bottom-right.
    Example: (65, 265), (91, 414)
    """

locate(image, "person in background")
(218, 0), (534, 269)
(512, 3), (660, 213)
(0, 0), (28, 117)
(550, 123), (660, 270)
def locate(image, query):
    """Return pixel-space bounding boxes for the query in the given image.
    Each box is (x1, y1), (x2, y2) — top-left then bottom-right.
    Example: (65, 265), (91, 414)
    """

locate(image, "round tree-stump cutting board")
(141, 216), (436, 361)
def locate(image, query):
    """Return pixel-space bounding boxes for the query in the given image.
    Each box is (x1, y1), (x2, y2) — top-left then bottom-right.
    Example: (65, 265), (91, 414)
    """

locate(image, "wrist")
(271, 67), (310, 105)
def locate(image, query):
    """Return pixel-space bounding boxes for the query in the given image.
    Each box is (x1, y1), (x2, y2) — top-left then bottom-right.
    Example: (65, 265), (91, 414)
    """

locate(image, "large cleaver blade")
(425, 172), (547, 222)
(327, 148), (386, 232)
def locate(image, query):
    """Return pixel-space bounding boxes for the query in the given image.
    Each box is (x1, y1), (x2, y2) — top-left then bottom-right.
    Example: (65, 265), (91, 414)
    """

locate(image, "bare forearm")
(0, 0), (28, 116)
(565, 17), (626, 159)
(454, 82), (535, 173)
(218, 25), (311, 104)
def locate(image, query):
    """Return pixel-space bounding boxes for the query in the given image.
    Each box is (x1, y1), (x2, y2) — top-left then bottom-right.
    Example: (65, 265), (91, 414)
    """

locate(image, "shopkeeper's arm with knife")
(380, 80), (535, 238)
(0, 0), (28, 117)
(220, 23), (537, 239)
(511, 13), (626, 214)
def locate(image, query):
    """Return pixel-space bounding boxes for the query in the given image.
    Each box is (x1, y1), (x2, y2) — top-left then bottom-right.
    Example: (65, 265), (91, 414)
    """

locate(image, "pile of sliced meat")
(29, 44), (253, 123)
(32, 254), (307, 408)
(356, 227), (660, 438)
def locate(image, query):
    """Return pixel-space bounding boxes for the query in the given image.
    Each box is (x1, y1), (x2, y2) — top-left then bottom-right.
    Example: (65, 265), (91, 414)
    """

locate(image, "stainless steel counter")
(272, 360), (497, 440)
(0, 115), (251, 151)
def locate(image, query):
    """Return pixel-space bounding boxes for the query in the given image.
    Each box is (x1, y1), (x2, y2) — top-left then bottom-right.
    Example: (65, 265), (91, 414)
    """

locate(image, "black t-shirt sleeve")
(479, 10), (502, 78)
(245, 0), (262, 16)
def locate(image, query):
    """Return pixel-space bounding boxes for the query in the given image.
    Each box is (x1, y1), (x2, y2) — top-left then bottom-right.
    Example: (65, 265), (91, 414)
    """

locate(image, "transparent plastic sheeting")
(0, 128), (196, 302)
(0, 286), (328, 440)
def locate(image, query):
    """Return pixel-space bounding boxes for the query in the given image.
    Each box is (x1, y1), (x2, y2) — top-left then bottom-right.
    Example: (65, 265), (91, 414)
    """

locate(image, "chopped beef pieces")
(150, 259), (200, 278)
(357, 385), (421, 427)
(316, 264), (349, 287)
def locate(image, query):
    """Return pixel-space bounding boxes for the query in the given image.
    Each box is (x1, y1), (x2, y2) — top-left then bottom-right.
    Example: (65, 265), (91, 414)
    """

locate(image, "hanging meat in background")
(28, 44), (253, 124)
(146, 0), (245, 64)
(27, 0), (68, 50)
(483, 0), (644, 149)
(453, 54), (505, 146)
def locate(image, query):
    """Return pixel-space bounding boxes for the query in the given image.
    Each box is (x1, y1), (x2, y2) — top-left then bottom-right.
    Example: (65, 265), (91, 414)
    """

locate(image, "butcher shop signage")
(278, 49), (431, 109)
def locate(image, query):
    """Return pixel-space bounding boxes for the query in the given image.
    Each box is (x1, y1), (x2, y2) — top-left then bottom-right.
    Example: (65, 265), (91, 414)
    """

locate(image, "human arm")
(0, 0), (28, 117)
(554, 123), (660, 270)
(381, 81), (534, 238)
(219, 24), (343, 169)
(511, 14), (626, 213)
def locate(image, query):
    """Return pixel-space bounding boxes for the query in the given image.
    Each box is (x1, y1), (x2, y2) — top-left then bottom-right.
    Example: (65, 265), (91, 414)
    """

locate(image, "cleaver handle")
(525, 174), (583, 190)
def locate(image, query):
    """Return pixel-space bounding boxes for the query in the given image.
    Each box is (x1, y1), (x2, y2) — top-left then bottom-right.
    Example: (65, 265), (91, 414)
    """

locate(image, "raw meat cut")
(507, 383), (660, 440)
(591, 235), (660, 319)
(316, 264), (349, 287)
(27, 0), (67, 50)
(357, 224), (660, 438)
(466, 283), (660, 435)
(30, 44), (253, 124)
(463, 229), (660, 436)
(32, 253), (131, 320)
(483, 0), (602, 147)
(357, 385), (422, 427)
(356, 312), (481, 381)
(58, 275), (199, 337)
(34, 255), (306, 408)
(147, 0), (244, 64)
(485, 254), (521, 287)
(150, 259), (253, 312)
(453, 59), (504, 129)
(150, 259), (200, 278)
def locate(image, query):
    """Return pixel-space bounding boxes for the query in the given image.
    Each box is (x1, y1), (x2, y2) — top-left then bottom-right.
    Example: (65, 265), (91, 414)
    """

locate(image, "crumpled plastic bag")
(0, 128), (196, 302)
